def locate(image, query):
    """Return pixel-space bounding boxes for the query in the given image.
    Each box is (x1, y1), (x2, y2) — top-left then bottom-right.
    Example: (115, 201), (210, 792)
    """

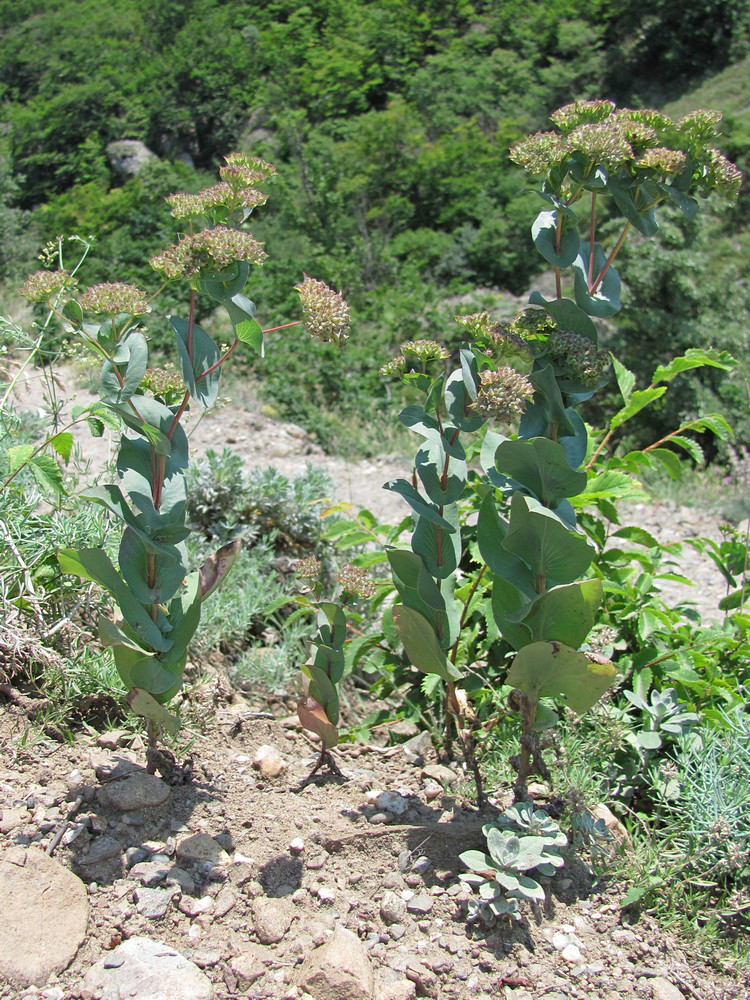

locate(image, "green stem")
(591, 221), (631, 295)
(587, 192), (597, 292)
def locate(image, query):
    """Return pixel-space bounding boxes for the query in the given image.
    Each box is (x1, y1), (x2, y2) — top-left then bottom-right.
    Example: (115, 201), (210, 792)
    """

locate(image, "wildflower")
(220, 152), (276, 187)
(509, 131), (566, 175)
(545, 329), (609, 387)
(455, 312), (495, 338)
(551, 99), (617, 134)
(140, 367), (185, 404)
(699, 148), (743, 202)
(619, 108), (674, 134)
(296, 555), (321, 583)
(166, 183), (268, 220)
(294, 275), (350, 348)
(337, 563), (376, 599)
(510, 308), (556, 339)
(677, 109), (723, 142)
(379, 355), (407, 377)
(150, 227), (268, 280)
(637, 147), (687, 176)
(472, 367), (534, 423)
(567, 122), (633, 171)
(19, 270), (78, 303)
(78, 282), (150, 316)
(400, 340), (449, 364)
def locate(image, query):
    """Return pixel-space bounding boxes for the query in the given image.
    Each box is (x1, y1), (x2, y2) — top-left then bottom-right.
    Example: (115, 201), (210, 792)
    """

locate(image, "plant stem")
(587, 192), (597, 291)
(591, 221), (631, 295)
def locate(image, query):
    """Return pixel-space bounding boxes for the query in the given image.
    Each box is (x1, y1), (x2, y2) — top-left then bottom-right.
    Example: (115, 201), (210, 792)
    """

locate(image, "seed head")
(472, 367), (534, 424)
(150, 227), (268, 280)
(78, 282), (150, 316)
(379, 355), (407, 377)
(637, 147), (688, 176)
(545, 329), (609, 387)
(337, 563), (376, 599)
(296, 555), (321, 583)
(294, 275), (350, 348)
(699, 148), (743, 202)
(568, 122), (634, 171)
(140, 367), (184, 404)
(19, 270), (78, 304)
(220, 152), (276, 187)
(401, 340), (449, 364)
(166, 183), (268, 220)
(550, 99), (617, 134)
(509, 131), (566, 174)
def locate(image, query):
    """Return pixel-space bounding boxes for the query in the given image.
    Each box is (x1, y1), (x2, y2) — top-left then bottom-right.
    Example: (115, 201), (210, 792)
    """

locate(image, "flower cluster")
(337, 563), (376, 599)
(166, 182), (268, 221)
(294, 275), (350, 348)
(379, 339), (448, 376)
(220, 152), (276, 187)
(545, 329), (610, 387)
(140, 367), (185, 404)
(296, 555), (321, 583)
(150, 227), (268, 280)
(510, 101), (742, 203)
(472, 367), (534, 424)
(78, 282), (149, 316)
(19, 270), (78, 304)
(510, 308), (557, 339)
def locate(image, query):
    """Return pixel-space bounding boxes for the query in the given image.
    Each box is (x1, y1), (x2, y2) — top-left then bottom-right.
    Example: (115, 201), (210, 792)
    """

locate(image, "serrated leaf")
(6, 444), (34, 474)
(609, 387), (667, 431)
(612, 355), (635, 403)
(29, 453), (66, 496)
(49, 431), (73, 463)
(652, 348), (735, 384)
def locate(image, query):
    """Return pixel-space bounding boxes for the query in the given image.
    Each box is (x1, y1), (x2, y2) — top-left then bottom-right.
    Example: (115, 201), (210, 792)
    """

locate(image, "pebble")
(176, 834), (229, 866)
(253, 745), (287, 778)
(380, 890), (408, 925)
(562, 944), (582, 964)
(134, 885), (179, 919)
(100, 772), (171, 811)
(373, 790), (410, 815)
(406, 894), (434, 915)
(178, 895), (214, 917)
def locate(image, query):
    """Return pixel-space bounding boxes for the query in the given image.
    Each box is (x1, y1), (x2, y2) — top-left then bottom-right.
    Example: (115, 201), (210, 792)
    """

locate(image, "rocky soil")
(0, 707), (745, 1000)
(1, 364), (746, 999)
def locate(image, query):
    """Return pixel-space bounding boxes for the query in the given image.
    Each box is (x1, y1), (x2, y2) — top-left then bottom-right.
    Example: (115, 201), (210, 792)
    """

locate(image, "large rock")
(84, 936), (214, 1000)
(0, 848), (89, 987)
(294, 927), (374, 1000)
(106, 140), (157, 177)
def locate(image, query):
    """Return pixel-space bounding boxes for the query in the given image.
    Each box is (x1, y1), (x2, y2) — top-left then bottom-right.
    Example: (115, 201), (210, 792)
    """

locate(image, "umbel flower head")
(510, 101), (742, 203)
(140, 367), (185, 404)
(19, 270), (78, 304)
(78, 282), (150, 316)
(379, 339), (448, 376)
(472, 367), (534, 424)
(150, 227), (268, 280)
(545, 329), (610, 387)
(337, 563), (376, 599)
(166, 153), (276, 223)
(295, 275), (350, 348)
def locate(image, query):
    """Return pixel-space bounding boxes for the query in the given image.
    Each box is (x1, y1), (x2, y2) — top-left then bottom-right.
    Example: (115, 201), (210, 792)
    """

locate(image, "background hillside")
(1, 0), (749, 456)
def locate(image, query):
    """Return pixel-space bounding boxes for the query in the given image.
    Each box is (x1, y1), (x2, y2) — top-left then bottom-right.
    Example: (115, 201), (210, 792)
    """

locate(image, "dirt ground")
(1, 364), (747, 998)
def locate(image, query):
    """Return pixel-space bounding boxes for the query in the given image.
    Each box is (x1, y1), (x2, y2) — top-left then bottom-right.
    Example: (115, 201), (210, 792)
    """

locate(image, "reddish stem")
(263, 321), (301, 334)
(587, 193), (597, 292)
(591, 222), (631, 295)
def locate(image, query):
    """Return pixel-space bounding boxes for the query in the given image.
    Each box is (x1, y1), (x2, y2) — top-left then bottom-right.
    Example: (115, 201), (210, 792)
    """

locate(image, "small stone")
(562, 944), (582, 964)
(95, 730), (129, 750)
(77, 835), (122, 866)
(552, 932), (569, 951)
(253, 744), (287, 778)
(101, 771), (171, 811)
(406, 894), (434, 915)
(423, 783), (442, 802)
(368, 812), (391, 825)
(317, 886), (336, 904)
(176, 834), (229, 866)
(290, 837), (305, 854)
(214, 887), (237, 917)
(84, 936), (212, 999)
(0, 807), (29, 834)
(420, 764), (456, 786)
(389, 924), (406, 941)
(374, 790), (409, 816)
(134, 885), (179, 919)
(165, 867), (195, 894)
(651, 977), (686, 1000)
(306, 851), (329, 871)
(178, 895), (214, 917)
(294, 927), (373, 1000)
(129, 860), (171, 887)
(411, 856), (431, 875)
(380, 890), (407, 925)
(253, 898), (295, 944)
(183, 947), (222, 969)
(231, 945), (269, 986)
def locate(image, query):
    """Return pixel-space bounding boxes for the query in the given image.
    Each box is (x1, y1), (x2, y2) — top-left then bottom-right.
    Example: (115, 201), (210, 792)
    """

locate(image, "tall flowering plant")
(19, 154), (349, 767)
(381, 102), (741, 802)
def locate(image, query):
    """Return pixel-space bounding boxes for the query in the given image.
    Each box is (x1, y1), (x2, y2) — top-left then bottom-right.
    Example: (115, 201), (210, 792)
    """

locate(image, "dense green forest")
(2, 0), (750, 455)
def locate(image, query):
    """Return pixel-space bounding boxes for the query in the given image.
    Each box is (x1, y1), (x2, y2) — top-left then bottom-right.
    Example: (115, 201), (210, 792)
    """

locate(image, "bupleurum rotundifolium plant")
(19, 153), (350, 767)
(380, 100), (741, 805)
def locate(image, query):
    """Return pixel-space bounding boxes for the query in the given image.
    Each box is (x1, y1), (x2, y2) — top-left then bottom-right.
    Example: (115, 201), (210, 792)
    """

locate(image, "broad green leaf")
(652, 347), (735, 384)
(572, 242), (621, 318)
(412, 505), (461, 579)
(506, 640), (616, 714)
(164, 572), (202, 661)
(86, 417), (105, 437)
(444, 369), (483, 432)
(531, 209), (581, 267)
(528, 292), (598, 342)
(169, 315), (221, 410)
(384, 479), (455, 531)
(503, 494), (594, 586)
(647, 447), (683, 480)
(297, 695), (338, 749)
(125, 687), (180, 734)
(100, 331), (148, 405)
(392, 605), (463, 681)
(490, 576), (533, 650)
(494, 437), (586, 506)
(668, 434), (703, 464)
(6, 444), (34, 474)
(200, 259), (249, 300)
(415, 439), (467, 506)
(528, 365), (576, 439)
(459, 849), (494, 875)
(118, 528), (187, 605)
(521, 579), (603, 647)
(398, 406), (465, 459)
(477, 496), (535, 597)
(607, 176), (658, 237)
(130, 655), (184, 696)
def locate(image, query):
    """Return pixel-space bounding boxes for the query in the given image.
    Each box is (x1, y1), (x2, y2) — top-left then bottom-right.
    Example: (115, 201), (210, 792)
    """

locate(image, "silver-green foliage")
(459, 802), (567, 922)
